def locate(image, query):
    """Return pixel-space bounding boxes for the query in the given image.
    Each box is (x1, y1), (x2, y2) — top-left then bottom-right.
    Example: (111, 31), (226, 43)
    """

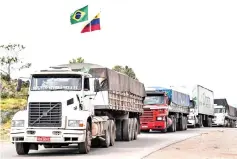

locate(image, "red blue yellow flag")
(81, 12), (101, 33)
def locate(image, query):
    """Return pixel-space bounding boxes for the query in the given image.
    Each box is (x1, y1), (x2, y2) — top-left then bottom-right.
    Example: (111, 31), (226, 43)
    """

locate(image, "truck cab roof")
(32, 66), (92, 78)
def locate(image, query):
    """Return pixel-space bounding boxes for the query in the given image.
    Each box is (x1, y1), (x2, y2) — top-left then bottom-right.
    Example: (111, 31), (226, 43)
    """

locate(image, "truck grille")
(140, 110), (153, 122)
(28, 102), (62, 127)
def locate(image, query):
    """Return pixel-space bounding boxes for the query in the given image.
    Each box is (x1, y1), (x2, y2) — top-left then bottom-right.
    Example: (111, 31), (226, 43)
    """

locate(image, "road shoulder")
(144, 128), (237, 159)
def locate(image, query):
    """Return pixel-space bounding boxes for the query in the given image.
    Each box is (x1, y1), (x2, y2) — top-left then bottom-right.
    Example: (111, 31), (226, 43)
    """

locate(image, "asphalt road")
(0, 127), (225, 159)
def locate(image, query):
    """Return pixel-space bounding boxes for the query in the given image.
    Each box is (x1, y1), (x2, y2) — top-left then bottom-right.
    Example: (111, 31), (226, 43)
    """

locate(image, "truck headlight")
(157, 117), (163, 121)
(68, 120), (84, 127)
(11, 120), (24, 127)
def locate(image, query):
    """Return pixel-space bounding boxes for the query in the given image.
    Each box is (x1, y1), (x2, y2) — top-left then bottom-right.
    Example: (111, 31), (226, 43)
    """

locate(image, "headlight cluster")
(68, 120), (84, 127)
(11, 120), (24, 127)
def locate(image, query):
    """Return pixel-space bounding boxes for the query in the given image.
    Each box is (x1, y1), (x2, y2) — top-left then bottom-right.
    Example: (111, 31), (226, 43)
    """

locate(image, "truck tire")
(133, 118), (138, 140)
(78, 122), (91, 154)
(208, 118), (212, 127)
(131, 118), (135, 140)
(177, 117), (182, 131)
(184, 117), (187, 130)
(122, 119), (131, 141)
(115, 119), (122, 141)
(179, 116), (185, 131)
(174, 117), (177, 132)
(15, 143), (30, 155)
(91, 138), (100, 148)
(161, 128), (167, 133)
(101, 121), (111, 148)
(109, 120), (115, 146)
(167, 116), (175, 132)
(172, 117), (176, 132)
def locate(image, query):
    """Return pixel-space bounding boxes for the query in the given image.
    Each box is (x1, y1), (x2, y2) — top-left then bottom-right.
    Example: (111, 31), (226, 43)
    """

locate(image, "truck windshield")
(30, 74), (82, 91)
(214, 108), (224, 113)
(144, 96), (165, 105)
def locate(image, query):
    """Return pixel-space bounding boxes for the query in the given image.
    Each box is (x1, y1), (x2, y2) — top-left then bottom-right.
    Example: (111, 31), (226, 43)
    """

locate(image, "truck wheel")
(133, 118), (138, 140)
(115, 119), (122, 141)
(129, 119), (133, 141)
(178, 116), (184, 131)
(131, 118), (135, 140)
(91, 138), (100, 148)
(122, 119), (131, 141)
(167, 116), (175, 132)
(161, 128), (167, 133)
(15, 143), (30, 155)
(184, 117), (187, 130)
(208, 118), (212, 127)
(78, 122), (91, 154)
(101, 121), (111, 148)
(109, 120), (115, 146)
(174, 117), (177, 131)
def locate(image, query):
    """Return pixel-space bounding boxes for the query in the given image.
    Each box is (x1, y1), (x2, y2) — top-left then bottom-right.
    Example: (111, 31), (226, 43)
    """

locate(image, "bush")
(1, 92), (9, 98)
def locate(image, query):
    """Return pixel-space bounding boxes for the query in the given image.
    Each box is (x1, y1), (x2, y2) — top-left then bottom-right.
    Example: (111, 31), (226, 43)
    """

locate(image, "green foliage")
(0, 77), (28, 130)
(0, 43), (31, 80)
(69, 57), (85, 63)
(112, 65), (138, 80)
(0, 77), (28, 99)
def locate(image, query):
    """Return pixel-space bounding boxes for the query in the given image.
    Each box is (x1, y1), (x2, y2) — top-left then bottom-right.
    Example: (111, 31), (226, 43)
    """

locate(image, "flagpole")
(99, 8), (101, 32)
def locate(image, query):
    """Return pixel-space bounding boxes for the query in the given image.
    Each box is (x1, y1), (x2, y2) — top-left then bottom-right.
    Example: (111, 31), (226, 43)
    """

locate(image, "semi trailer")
(10, 63), (146, 155)
(140, 86), (190, 133)
(187, 85), (214, 128)
(212, 98), (237, 127)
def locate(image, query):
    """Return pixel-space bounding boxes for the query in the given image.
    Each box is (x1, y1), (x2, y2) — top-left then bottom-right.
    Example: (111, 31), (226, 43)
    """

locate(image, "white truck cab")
(212, 104), (227, 126)
(10, 66), (102, 155)
(187, 108), (199, 128)
(10, 64), (144, 155)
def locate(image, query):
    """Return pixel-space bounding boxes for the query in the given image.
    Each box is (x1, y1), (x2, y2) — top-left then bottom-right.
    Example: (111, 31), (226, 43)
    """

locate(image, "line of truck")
(10, 62), (237, 155)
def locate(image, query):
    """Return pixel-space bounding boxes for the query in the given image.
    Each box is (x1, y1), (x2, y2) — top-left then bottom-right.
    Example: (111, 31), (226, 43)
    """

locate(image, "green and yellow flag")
(70, 5), (88, 25)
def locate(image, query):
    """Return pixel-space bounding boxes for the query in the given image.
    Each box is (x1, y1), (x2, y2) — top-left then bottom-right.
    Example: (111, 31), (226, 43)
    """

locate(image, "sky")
(0, 0), (237, 104)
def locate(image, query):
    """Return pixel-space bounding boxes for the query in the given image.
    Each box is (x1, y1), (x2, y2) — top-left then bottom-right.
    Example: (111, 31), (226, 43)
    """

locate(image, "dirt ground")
(145, 129), (237, 159)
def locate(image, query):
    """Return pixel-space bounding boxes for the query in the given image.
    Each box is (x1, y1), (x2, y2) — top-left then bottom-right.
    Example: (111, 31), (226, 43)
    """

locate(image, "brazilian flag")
(70, 5), (88, 25)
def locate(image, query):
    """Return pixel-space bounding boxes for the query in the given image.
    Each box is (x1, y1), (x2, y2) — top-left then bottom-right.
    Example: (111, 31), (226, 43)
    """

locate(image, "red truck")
(140, 87), (190, 133)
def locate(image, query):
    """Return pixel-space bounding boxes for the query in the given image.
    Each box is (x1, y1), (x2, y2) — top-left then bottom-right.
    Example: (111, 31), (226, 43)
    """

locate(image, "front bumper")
(10, 128), (86, 143)
(187, 120), (195, 126)
(140, 121), (166, 130)
(212, 121), (224, 126)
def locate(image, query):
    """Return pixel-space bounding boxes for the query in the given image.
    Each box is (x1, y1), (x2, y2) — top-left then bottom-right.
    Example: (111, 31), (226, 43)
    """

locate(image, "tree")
(69, 57), (85, 63)
(112, 65), (138, 80)
(0, 44), (31, 81)
(112, 65), (123, 72)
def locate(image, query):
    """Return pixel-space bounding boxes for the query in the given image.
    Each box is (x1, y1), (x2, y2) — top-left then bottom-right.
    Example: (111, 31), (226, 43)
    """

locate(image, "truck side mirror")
(94, 79), (100, 92)
(16, 79), (23, 92)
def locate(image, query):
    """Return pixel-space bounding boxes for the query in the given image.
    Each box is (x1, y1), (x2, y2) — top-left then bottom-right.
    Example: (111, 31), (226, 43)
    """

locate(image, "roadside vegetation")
(0, 75), (29, 141)
(0, 43), (31, 141)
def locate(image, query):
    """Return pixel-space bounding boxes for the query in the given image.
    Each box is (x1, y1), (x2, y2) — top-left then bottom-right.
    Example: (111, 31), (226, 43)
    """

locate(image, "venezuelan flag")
(91, 13), (101, 31)
(81, 12), (101, 33)
(81, 22), (90, 33)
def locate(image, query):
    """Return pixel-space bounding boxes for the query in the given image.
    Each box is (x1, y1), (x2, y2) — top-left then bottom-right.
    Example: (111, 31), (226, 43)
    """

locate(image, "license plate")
(142, 125), (148, 128)
(37, 136), (51, 142)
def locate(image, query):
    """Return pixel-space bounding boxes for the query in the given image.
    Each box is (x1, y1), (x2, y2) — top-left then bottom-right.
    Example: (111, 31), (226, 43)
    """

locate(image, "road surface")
(0, 127), (223, 159)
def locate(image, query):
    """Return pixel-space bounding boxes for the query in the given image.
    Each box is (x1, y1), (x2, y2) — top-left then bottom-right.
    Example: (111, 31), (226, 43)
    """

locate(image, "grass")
(0, 121), (11, 141)
(0, 98), (27, 141)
